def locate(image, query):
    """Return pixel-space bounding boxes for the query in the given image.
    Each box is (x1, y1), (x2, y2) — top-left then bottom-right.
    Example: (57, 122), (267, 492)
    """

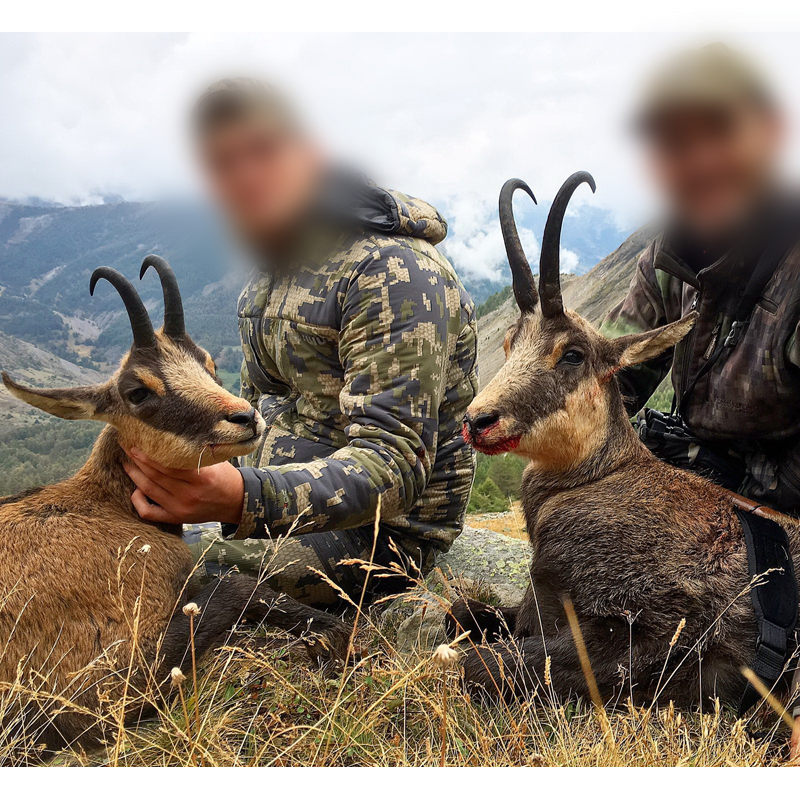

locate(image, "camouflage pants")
(182, 524), (437, 609)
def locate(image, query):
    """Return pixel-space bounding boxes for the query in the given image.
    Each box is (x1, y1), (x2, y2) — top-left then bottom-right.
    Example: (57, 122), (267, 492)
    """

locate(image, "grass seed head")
(433, 643), (460, 669)
(670, 618), (686, 648)
(170, 667), (186, 687)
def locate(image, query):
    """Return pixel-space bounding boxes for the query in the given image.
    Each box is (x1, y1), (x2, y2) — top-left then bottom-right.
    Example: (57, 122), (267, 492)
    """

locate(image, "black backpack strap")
(736, 508), (799, 715)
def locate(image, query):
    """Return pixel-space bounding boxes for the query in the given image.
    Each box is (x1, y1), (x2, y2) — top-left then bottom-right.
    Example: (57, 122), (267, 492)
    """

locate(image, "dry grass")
(0, 518), (797, 767)
(0, 596), (796, 766)
(466, 501), (527, 540)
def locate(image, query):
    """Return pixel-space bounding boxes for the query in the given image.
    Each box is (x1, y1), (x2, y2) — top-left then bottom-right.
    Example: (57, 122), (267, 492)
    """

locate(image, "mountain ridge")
(0, 200), (652, 494)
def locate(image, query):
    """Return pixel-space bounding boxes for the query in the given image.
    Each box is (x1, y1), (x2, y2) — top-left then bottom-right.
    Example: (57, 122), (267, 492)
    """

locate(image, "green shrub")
(467, 477), (509, 513)
(475, 285), (512, 318)
(487, 453), (525, 499)
(466, 452), (527, 513)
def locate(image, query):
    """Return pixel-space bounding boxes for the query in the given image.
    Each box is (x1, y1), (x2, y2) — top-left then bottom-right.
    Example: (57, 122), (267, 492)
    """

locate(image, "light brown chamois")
(0, 256), (350, 754)
(451, 173), (800, 709)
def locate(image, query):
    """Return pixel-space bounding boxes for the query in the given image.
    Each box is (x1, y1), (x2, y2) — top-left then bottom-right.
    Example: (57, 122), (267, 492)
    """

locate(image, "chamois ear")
(1, 372), (109, 420)
(611, 313), (698, 368)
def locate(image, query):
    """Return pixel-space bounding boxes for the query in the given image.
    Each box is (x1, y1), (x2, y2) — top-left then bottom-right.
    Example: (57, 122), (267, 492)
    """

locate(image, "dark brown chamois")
(451, 173), (800, 710)
(0, 256), (350, 755)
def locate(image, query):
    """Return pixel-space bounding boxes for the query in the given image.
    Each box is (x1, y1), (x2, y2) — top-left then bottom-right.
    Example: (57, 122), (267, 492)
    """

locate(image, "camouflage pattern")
(227, 186), (477, 557)
(184, 522), (435, 607)
(602, 221), (800, 511)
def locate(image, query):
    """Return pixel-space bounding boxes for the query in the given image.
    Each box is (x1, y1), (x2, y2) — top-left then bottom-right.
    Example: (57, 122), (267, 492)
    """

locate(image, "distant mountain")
(0, 330), (105, 421)
(453, 204), (633, 305)
(0, 200), (246, 370)
(0, 198), (631, 360)
(0, 197), (642, 495)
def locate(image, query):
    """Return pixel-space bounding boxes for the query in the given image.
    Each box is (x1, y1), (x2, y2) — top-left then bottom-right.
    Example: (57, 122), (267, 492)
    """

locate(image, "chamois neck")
(600, 383), (649, 472)
(73, 425), (137, 511)
(523, 383), (649, 503)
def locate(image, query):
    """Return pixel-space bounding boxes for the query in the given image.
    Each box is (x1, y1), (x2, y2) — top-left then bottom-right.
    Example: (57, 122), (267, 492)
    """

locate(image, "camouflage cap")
(636, 43), (775, 133)
(193, 77), (302, 137)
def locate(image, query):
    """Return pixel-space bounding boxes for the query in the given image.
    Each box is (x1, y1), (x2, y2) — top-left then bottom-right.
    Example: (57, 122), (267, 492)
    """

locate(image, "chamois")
(0, 256), (350, 754)
(452, 173), (800, 709)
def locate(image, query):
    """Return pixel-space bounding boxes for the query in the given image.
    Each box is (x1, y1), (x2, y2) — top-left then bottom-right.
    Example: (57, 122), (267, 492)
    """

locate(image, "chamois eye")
(560, 350), (584, 366)
(127, 387), (152, 405)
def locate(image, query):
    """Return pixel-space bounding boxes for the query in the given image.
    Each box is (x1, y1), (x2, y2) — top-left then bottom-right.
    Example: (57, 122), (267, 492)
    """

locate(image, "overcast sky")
(0, 33), (797, 279)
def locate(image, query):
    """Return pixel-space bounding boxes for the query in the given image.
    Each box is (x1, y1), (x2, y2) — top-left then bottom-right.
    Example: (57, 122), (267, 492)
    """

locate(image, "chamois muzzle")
(464, 410), (500, 438)
(89, 266), (157, 349)
(139, 254), (186, 339)
(227, 407), (259, 434)
(462, 409), (520, 455)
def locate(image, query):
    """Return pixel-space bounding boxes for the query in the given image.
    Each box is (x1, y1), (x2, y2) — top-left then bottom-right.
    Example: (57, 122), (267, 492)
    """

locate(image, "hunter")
(603, 43), (800, 512)
(122, 78), (477, 606)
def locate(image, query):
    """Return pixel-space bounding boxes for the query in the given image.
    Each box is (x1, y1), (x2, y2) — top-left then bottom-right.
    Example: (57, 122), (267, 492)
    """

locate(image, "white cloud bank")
(0, 33), (797, 279)
(439, 192), (540, 282)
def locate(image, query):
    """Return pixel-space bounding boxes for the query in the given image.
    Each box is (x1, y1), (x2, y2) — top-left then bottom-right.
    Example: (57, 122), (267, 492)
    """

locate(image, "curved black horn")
(499, 179), (538, 313)
(89, 267), (157, 349)
(139, 254), (185, 339)
(539, 171), (596, 318)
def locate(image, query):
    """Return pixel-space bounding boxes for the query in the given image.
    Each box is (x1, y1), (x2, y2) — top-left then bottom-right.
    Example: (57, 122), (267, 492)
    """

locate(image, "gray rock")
(437, 526), (532, 592)
(394, 591), (449, 652)
(492, 583), (528, 608)
(385, 526), (532, 653)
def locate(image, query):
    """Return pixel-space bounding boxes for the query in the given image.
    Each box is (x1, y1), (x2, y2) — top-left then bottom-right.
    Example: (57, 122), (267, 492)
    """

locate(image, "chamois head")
(464, 172), (696, 471)
(2, 255), (265, 470)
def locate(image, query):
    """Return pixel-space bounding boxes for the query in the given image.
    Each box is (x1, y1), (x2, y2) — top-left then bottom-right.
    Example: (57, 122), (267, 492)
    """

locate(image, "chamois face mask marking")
(2, 256), (266, 471)
(463, 173), (696, 472)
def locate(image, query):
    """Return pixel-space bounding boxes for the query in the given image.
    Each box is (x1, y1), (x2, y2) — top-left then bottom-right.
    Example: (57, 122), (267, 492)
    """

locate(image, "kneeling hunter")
(122, 78), (478, 606)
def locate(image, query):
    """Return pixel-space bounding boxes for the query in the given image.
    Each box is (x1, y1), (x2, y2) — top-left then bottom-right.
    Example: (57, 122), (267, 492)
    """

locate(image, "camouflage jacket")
(227, 183), (477, 550)
(603, 203), (800, 511)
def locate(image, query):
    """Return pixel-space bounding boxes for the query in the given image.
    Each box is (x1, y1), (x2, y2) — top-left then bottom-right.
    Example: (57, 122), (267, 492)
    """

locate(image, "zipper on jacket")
(703, 315), (723, 361)
(678, 290), (702, 406)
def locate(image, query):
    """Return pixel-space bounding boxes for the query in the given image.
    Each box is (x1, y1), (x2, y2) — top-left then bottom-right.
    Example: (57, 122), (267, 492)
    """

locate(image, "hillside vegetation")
(467, 452), (527, 513)
(3, 205), (796, 769)
(0, 200), (646, 496)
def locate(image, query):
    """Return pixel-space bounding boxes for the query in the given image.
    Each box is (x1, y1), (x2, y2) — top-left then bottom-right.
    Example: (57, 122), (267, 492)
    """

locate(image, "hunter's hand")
(122, 447), (245, 525)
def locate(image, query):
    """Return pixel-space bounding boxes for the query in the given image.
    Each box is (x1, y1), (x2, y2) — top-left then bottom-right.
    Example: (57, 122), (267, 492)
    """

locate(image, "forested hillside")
(0, 198), (643, 495)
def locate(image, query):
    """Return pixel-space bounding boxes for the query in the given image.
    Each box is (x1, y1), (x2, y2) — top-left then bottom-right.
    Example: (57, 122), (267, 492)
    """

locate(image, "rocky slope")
(0, 330), (105, 422)
(0, 198), (653, 492)
(476, 223), (657, 386)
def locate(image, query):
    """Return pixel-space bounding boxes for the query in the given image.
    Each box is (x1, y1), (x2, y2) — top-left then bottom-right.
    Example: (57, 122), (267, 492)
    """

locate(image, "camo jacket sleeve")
(230, 241), (459, 539)
(601, 241), (672, 414)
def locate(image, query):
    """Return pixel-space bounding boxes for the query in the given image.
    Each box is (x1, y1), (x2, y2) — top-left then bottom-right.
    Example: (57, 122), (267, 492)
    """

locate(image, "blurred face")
(646, 102), (782, 240)
(198, 120), (324, 247)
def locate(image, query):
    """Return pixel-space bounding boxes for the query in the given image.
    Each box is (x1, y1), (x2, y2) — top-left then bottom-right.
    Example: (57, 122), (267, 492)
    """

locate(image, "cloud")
(559, 247), (580, 273)
(0, 32), (797, 239)
(439, 192), (540, 282)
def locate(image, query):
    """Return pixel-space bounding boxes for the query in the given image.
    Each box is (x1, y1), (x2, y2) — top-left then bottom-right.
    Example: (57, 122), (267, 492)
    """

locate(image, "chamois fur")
(0, 257), (350, 755)
(452, 174), (800, 709)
